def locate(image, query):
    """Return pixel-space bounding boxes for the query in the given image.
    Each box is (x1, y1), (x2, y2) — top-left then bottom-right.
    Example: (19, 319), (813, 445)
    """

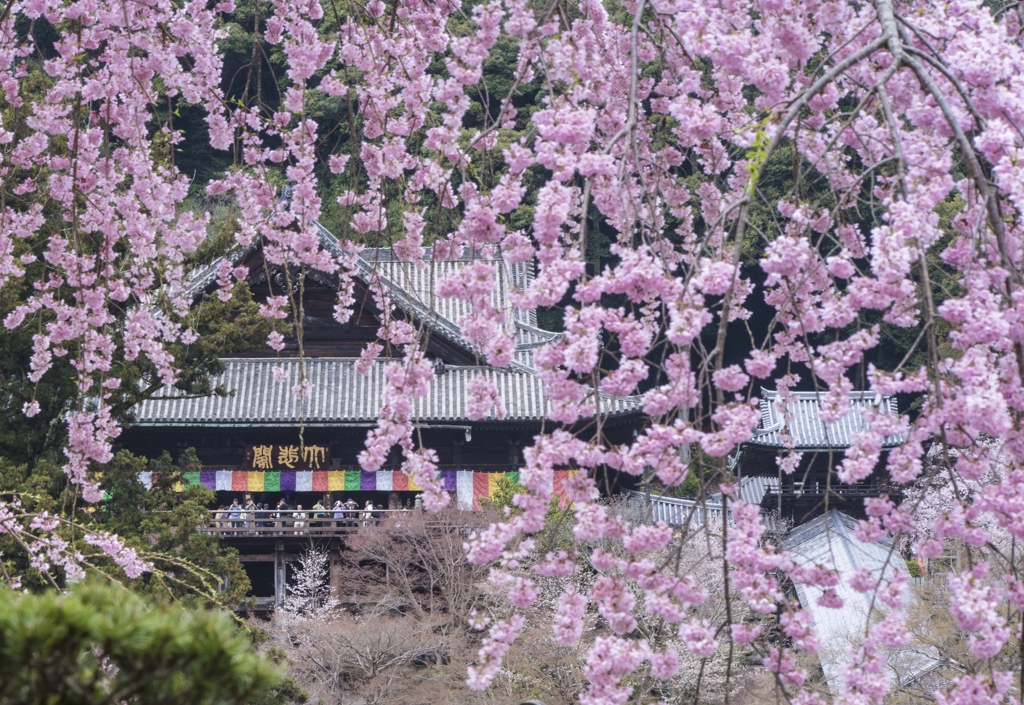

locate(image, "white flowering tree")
(280, 545), (338, 618)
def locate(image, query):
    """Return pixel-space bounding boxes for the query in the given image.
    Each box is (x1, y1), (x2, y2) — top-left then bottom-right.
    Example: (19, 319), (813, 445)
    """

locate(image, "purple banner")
(441, 469), (457, 492)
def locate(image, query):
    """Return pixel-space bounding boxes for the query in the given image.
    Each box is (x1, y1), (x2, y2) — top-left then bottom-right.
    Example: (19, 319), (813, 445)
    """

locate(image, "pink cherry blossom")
(6, 0), (1024, 701)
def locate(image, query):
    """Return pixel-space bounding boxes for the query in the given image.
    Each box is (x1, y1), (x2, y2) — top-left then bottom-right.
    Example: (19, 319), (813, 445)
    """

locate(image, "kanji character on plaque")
(277, 444), (299, 469)
(303, 445), (326, 468)
(252, 445), (273, 470)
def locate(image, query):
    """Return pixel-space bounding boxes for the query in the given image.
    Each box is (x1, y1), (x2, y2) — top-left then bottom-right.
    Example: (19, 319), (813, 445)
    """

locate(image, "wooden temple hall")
(117, 223), (645, 600)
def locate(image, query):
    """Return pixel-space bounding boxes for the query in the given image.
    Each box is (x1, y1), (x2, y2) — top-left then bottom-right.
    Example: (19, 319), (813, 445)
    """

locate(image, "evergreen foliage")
(0, 582), (282, 705)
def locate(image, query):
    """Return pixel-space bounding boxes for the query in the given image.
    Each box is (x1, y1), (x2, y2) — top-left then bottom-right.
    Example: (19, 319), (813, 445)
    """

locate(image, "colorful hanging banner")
(456, 471), (474, 510)
(441, 470), (457, 492)
(149, 469), (578, 509)
(472, 472), (489, 509)
(487, 472), (503, 506)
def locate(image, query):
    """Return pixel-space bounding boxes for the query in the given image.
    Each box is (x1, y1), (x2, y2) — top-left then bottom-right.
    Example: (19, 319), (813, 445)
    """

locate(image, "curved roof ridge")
(183, 222), (561, 368)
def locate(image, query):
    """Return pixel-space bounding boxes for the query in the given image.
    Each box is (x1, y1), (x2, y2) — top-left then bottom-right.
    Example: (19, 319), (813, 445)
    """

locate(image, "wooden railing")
(626, 491), (729, 528)
(205, 494), (746, 538)
(200, 509), (413, 537)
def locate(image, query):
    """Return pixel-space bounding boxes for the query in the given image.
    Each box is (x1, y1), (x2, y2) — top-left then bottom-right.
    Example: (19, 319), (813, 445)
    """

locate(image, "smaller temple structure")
(738, 389), (906, 521)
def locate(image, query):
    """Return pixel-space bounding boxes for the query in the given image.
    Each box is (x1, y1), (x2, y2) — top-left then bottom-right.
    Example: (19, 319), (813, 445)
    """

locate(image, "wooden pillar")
(274, 540), (287, 608)
(329, 546), (343, 600)
(327, 538), (343, 599)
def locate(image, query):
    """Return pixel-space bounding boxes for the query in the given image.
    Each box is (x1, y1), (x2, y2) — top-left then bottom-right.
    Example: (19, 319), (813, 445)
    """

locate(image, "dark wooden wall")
(118, 425), (536, 471)
(739, 445), (898, 521)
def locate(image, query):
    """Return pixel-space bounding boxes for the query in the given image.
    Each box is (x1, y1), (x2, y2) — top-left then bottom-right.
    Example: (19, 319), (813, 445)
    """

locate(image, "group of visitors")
(214, 496), (384, 534)
(214, 497), (262, 535)
(330, 498), (379, 527)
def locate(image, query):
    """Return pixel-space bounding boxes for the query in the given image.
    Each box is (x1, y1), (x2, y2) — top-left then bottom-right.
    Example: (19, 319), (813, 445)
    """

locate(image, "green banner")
(344, 470), (360, 491)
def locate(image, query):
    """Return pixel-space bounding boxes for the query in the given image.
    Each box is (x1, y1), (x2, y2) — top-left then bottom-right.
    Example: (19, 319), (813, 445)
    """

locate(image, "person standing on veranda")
(228, 499), (243, 535)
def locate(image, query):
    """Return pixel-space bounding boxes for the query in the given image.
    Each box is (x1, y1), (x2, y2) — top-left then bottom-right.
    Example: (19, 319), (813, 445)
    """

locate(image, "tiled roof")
(783, 510), (938, 694)
(353, 242), (558, 372)
(181, 223), (559, 372)
(708, 475), (779, 506)
(132, 357), (640, 426)
(748, 389), (905, 450)
(151, 223), (643, 427)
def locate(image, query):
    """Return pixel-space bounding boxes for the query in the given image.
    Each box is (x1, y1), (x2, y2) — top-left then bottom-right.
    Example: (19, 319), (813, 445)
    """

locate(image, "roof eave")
(743, 440), (905, 451)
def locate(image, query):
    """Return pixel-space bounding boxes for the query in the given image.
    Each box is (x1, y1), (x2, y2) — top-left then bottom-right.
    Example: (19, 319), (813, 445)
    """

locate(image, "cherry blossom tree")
(5, 0), (1024, 703)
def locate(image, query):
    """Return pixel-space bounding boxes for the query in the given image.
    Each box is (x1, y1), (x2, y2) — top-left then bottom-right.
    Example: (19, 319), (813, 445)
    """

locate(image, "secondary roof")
(748, 389), (905, 450)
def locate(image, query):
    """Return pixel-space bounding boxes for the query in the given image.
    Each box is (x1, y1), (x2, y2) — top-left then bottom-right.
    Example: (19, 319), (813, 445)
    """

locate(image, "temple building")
(737, 389), (906, 522)
(120, 223), (643, 511)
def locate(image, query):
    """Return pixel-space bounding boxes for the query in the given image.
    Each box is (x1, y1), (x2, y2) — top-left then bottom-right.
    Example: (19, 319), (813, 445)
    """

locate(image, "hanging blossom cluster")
(439, 0), (1024, 701)
(0, 0), (228, 582)
(5, 0), (1024, 700)
(0, 0), (227, 501)
(0, 504), (152, 586)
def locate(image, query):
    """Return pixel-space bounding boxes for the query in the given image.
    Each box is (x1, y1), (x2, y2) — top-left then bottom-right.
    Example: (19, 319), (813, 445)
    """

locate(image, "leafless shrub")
(263, 606), (446, 704)
(341, 505), (492, 626)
